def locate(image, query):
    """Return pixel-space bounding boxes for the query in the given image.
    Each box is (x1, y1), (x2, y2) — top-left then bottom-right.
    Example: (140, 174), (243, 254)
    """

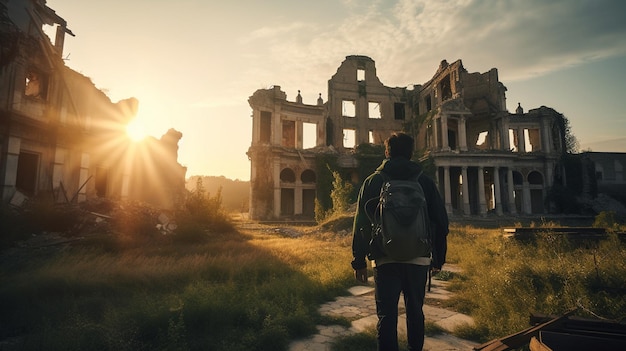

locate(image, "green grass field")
(1, 216), (625, 351)
(0, 225), (354, 351)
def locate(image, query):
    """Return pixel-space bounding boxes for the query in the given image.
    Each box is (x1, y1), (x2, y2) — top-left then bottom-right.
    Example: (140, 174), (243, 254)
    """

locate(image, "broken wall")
(248, 86), (325, 220)
(0, 0), (186, 210)
(248, 55), (579, 220)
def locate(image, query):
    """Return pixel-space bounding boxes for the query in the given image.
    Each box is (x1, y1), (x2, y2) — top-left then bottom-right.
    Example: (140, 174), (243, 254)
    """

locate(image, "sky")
(45, 0), (626, 181)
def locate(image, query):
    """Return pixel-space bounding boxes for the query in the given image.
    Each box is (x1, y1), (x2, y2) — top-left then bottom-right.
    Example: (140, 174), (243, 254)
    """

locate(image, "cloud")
(244, 22), (312, 43)
(238, 0), (626, 94)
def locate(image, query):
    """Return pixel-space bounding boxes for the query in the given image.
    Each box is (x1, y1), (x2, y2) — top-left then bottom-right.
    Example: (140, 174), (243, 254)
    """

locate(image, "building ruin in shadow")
(0, 0), (186, 210)
(247, 55), (582, 221)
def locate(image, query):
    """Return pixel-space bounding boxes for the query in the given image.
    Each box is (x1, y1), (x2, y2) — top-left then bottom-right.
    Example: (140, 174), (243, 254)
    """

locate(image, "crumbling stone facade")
(0, 0), (186, 210)
(584, 152), (626, 204)
(248, 55), (574, 220)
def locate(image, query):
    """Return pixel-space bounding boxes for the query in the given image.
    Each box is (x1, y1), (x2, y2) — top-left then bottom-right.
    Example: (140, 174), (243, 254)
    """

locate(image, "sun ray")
(126, 117), (147, 141)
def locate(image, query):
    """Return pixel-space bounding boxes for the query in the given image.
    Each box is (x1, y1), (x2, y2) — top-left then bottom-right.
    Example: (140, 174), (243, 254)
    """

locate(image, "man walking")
(351, 132), (449, 351)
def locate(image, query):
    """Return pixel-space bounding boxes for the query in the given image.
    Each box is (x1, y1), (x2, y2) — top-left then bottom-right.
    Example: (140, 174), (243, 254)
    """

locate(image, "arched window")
(301, 169), (316, 183)
(528, 171), (544, 185)
(280, 168), (296, 183)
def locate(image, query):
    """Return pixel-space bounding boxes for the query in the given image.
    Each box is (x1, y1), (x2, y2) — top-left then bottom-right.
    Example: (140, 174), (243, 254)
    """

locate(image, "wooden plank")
(529, 337), (553, 351)
(473, 309), (577, 351)
(539, 330), (626, 351)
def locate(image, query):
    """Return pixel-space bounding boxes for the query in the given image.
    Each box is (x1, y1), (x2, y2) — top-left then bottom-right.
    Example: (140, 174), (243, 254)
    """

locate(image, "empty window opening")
(527, 128), (541, 152)
(513, 171), (523, 185)
(342, 100), (356, 117)
(440, 74), (452, 101)
(448, 130), (457, 150)
(303, 122), (317, 149)
(260, 111), (271, 143)
(326, 117), (334, 145)
(368, 102), (381, 119)
(302, 189), (316, 217)
(343, 129), (356, 148)
(425, 95), (432, 111)
(16, 152), (39, 196)
(282, 120), (296, 148)
(523, 129), (532, 152)
(509, 129), (518, 152)
(280, 168), (296, 183)
(280, 188), (294, 216)
(357, 68), (365, 81)
(369, 130), (375, 144)
(42, 24), (58, 45)
(394, 103), (405, 120)
(25, 70), (46, 99)
(301, 169), (316, 183)
(476, 131), (489, 149)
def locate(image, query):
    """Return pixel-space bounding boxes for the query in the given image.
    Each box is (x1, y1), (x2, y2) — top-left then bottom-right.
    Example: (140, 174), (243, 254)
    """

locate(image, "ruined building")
(0, 0), (186, 209)
(248, 55), (572, 220)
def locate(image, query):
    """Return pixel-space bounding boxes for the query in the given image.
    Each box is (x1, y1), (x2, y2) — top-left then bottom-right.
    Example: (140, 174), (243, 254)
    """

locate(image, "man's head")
(384, 132), (414, 159)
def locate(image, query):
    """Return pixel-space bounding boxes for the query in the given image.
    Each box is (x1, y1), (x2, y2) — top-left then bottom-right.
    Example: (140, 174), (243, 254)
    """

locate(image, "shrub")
(593, 211), (621, 232)
(173, 178), (233, 241)
(447, 224), (626, 342)
(315, 170), (354, 222)
(330, 170), (354, 214)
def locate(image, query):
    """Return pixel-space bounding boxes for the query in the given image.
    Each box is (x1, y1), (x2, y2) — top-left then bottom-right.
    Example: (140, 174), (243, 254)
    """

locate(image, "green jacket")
(351, 157), (449, 270)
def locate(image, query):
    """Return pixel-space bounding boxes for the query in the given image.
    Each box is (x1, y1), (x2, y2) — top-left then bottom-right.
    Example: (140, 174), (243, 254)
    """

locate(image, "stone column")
(52, 148), (67, 192)
(441, 114), (450, 151)
(517, 128), (526, 153)
(478, 166), (487, 215)
(273, 157), (281, 218)
(1, 137), (21, 203)
(541, 118), (551, 153)
(459, 116), (468, 151)
(444, 166), (452, 215)
(523, 180), (532, 214)
(296, 121), (303, 149)
(507, 168), (517, 215)
(462, 166), (470, 215)
(294, 179), (303, 215)
(494, 167), (503, 215)
(502, 116), (510, 151)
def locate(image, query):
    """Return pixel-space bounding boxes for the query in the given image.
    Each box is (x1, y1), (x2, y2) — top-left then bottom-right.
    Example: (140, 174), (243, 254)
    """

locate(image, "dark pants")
(373, 263), (429, 351)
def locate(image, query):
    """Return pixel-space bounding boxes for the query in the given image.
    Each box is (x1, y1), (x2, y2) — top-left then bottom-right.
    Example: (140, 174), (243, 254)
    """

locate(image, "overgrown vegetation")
(3, 188), (625, 350)
(0, 218), (354, 351)
(0, 178), (234, 251)
(315, 168), (354, 222)
(173, 178), (234, 243)
(444, 222), (626, 343)
(185, 176), (249, 213)
(328, 219), (626, 350)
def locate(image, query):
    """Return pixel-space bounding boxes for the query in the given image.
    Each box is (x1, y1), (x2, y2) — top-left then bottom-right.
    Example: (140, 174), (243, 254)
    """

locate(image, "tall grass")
(446, 224), (626, 342)
(0, 228), (354, 351)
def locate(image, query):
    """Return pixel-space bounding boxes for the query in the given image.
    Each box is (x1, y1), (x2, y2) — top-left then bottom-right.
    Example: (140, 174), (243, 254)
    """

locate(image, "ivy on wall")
(314, 153), (339, 212)
(354, 143), (385, 183)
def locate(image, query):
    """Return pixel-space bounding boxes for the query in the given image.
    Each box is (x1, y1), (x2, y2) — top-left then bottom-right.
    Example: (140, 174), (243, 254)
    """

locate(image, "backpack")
(368, 171), (431, 261)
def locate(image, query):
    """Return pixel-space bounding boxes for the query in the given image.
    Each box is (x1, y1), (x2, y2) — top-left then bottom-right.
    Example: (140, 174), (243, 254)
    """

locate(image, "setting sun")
(126, 118), (147, 141)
